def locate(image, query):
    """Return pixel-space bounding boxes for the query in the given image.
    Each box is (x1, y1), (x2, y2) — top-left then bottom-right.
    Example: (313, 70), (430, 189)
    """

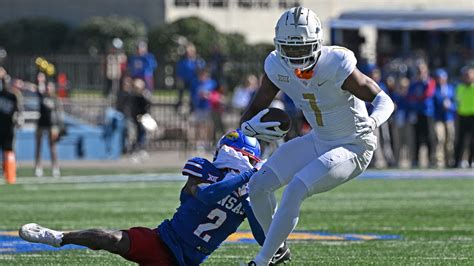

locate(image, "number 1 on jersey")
(303, 93), (324, 126)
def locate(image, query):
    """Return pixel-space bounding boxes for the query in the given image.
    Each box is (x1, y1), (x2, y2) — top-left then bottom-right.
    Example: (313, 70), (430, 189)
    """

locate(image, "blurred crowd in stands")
(0, 39), (159, 176)
(103, 40), (156, 159)
(366, 61), (474, 169)
(161, 42), (474, 169)
(1, 38), (473, 175)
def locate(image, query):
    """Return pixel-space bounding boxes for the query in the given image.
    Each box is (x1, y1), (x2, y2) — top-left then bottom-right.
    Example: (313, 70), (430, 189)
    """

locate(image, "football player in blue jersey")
(19, 129), (291, 266)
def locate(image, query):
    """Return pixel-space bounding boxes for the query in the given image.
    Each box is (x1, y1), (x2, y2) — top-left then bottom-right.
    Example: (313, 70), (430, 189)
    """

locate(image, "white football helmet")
(274, 7), (323, 71)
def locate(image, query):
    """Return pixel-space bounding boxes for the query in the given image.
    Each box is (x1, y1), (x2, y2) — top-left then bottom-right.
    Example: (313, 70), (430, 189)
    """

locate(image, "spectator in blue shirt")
(176, 44), (206, 112)
(407, 62), (436, 167)
(432, 69), (456, 168)
(127, 41), (157, 91)
(191, 68), (217, 151)
(391, 77), (414, 166)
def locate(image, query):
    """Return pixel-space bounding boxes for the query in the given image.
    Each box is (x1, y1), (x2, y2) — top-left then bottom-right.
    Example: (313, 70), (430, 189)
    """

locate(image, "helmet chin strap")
(300, 56), (317, 71)
(293, 51), (320, 79)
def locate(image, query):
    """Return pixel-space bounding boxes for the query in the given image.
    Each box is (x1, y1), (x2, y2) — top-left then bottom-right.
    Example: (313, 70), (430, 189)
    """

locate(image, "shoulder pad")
(325, 46), (357, 84)
(329, 45), (353, 55)
(264, 51), (280, 76)
(182, 157), (225, 183)
(328, 46), (356, 64)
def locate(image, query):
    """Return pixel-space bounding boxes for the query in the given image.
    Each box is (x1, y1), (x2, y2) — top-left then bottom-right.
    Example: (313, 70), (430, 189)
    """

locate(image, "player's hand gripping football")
(241, 109), (285, 142)
(351, 107), (377, 135)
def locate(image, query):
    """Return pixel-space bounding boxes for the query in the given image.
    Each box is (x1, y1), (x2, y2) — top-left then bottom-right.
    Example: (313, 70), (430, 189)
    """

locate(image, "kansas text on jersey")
(158, 157), (248, 266)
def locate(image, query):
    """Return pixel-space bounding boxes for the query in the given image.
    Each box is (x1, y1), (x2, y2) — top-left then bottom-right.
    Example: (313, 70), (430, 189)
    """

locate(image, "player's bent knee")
(249, 165), (281, 196)
(113, 231), (130, 255)
(104, 230), (129, 254)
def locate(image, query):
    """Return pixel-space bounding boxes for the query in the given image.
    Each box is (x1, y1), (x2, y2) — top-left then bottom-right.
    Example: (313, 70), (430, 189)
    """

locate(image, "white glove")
(213, 145), (254, 173)
(254, 159), (267, 171)
(241, 109), (285, 142)
(351, 108), (377, 135)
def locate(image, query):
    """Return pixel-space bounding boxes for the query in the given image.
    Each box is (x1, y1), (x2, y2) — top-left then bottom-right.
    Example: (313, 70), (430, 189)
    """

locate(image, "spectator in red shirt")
(209, 85), (226, 142)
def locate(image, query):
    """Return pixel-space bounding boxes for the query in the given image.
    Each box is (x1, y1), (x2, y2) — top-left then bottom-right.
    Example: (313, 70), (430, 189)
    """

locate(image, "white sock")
(248, 166), (281, 234)
(254, 178), (309, 264)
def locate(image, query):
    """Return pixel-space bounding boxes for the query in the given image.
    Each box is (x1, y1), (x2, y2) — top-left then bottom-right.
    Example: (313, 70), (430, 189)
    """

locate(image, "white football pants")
(248, 131), (374, 265)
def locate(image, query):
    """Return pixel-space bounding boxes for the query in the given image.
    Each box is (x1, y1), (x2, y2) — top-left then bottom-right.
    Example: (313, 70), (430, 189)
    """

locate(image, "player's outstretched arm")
(242, 200), (265, 246)
(187, 169), (257, 205)
(240, 74), (280, 125)
(342, 68), (395, 131)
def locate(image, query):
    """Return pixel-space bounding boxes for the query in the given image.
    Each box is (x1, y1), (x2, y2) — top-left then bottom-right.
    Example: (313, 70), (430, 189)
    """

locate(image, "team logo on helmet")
(225, 131), (240, 141)
(216, 129), (261, 165)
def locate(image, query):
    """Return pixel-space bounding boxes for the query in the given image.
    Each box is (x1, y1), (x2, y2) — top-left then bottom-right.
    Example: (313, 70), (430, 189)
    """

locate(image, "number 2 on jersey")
(193, 208), (227, 242)
(302, 93), (324, 126)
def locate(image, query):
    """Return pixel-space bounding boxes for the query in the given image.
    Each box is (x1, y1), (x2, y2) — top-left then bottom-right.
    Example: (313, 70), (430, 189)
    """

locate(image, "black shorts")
(0, 128), (14, 151)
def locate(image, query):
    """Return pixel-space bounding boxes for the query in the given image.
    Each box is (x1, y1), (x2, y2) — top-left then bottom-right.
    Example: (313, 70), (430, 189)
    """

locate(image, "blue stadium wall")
(15, 115), (124, 161)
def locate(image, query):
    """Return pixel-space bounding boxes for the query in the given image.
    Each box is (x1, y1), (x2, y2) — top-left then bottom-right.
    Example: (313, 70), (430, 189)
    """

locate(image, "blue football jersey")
(158, 157), (248, 266)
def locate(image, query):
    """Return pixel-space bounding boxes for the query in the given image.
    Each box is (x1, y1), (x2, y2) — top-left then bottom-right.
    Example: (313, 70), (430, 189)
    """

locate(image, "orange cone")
(3, 151), (16, 184)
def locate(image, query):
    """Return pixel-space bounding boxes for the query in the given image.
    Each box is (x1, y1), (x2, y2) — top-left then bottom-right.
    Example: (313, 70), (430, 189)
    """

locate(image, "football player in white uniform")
(240, 7), (395, 265)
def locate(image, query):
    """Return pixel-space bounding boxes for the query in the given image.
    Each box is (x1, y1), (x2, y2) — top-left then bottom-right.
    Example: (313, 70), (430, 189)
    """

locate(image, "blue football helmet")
(216, 129), (261, 165)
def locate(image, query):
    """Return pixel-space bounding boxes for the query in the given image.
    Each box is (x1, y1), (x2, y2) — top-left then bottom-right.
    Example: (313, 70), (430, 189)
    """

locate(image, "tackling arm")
(242, 200), (265, 246)
(342, 68), (395, 129)
(185, 169), (257, 205)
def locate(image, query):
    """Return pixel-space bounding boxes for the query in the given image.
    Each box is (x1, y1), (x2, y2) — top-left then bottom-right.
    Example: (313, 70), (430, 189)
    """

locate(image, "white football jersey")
(265, 45), (374, 146)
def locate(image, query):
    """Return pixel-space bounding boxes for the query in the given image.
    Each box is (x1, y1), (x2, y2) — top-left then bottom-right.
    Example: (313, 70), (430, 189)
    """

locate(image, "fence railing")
(3, 54), (264, 91)
(6, 53), (257, 152)
(4, 54), (106, 89)
(22, 96), (241, 153)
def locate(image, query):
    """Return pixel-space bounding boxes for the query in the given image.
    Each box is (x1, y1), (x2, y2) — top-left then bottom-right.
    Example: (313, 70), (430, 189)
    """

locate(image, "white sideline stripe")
(358, 169), (474, 180)
(8, 173), (186, 185)
(1, 169), (473, 185)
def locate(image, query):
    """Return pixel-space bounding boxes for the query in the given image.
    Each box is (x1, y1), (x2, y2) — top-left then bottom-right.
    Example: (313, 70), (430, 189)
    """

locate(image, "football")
(261, 107), (292, 132)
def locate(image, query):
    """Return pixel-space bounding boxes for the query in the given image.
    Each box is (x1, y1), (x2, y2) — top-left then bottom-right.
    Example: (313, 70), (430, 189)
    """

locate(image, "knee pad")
(249, 165), (282, 196)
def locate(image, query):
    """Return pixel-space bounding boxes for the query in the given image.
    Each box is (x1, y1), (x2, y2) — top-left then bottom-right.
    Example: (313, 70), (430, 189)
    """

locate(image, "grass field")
(1, 176), (473, 265)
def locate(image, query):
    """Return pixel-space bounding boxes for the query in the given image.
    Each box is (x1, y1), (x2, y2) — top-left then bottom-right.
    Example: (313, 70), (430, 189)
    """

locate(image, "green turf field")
(1, 178), (473, 265)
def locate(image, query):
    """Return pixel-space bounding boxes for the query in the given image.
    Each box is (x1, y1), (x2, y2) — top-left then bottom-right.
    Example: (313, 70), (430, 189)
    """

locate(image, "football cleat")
(34, 167), (43, 178)
(270, 241), (292, 265)
(52, 167), (61, 178)
(19, 223), (63, 247)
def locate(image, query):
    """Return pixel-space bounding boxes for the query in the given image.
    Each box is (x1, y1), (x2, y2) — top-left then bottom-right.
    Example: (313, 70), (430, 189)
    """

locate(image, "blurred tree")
(148, 17), (273, 89)
(74, 16), (147, 54)
(148, 17), (220, 62)
(0, 18), (69, 54)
